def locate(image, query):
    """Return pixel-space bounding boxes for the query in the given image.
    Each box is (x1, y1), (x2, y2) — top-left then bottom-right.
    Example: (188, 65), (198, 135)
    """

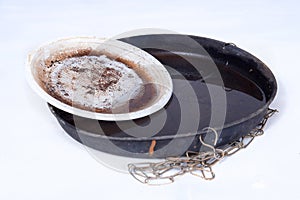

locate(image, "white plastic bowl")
(26, 37), (173, 121)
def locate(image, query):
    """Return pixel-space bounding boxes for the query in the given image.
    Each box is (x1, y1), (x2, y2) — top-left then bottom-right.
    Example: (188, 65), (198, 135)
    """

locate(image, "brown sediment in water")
(39, 48), (157, 114)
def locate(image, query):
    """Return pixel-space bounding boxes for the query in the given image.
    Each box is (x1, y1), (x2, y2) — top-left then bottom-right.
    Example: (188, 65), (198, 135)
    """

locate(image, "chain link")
(128, 108), (278, 185)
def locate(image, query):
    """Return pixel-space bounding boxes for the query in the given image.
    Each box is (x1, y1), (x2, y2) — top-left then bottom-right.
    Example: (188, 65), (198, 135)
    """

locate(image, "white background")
(0, 0), (299, 199)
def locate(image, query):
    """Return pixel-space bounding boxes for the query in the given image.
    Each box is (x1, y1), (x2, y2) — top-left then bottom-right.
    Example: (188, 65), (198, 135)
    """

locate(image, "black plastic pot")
(48, 34), (277, 158)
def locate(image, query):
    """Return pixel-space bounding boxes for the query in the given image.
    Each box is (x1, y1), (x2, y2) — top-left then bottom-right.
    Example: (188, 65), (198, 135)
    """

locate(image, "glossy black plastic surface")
(48, 34), (277, 158)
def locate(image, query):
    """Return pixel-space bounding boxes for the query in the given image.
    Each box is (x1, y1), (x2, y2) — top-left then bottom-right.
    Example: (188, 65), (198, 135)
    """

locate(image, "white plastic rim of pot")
(26, 37), (173, 121)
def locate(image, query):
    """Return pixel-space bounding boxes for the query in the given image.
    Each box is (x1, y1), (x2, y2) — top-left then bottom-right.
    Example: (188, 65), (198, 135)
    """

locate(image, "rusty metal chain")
(128, 108), (278, 185)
